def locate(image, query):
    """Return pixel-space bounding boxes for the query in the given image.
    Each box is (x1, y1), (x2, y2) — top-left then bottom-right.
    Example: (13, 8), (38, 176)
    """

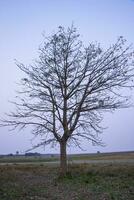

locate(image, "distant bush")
(25, 152), (41, 156)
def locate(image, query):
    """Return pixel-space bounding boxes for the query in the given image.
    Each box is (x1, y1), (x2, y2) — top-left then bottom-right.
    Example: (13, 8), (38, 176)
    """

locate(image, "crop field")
(0, 152), (134, 200)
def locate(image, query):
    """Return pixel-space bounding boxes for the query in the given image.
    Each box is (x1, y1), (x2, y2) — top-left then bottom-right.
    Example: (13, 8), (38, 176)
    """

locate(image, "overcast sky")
(0, 0), (134, 155)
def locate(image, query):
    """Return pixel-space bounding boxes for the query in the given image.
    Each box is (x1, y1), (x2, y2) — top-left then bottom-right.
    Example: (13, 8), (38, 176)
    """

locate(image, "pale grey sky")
(0, 0), (134, 154)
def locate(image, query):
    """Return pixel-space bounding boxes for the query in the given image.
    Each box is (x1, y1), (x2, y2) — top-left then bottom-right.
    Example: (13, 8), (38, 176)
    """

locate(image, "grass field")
(0, 152), (134, 199)
(0, 156), (57, 164)
(0, 151), (134, 164)
(0, 163), (134, 200)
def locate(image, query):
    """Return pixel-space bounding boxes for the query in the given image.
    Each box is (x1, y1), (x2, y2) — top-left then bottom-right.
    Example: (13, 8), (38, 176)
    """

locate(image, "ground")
(0, 162), (134, 200)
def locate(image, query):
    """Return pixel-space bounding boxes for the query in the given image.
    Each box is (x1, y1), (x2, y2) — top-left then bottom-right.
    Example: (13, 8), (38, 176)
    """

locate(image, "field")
(0, 151), (134, 164)
(0, 152), (134, 200)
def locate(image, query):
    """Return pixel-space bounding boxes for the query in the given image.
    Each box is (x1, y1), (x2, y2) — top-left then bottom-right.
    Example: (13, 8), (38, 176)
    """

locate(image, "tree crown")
(1, 25), (134, 149)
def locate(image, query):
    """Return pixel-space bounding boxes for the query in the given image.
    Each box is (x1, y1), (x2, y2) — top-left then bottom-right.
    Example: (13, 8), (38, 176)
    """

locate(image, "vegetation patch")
(0, 163), (133, 200)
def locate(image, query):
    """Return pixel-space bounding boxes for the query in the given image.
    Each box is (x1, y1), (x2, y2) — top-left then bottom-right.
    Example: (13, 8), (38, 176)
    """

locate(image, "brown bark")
(60, 141), (68, 176)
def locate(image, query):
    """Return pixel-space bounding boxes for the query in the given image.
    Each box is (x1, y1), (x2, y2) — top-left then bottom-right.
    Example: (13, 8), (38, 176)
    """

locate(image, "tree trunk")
(60, 141), (68, 176)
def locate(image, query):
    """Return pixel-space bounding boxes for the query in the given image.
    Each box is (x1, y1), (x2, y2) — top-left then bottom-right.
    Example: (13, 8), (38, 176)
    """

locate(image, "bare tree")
(1, 26), (134, 175)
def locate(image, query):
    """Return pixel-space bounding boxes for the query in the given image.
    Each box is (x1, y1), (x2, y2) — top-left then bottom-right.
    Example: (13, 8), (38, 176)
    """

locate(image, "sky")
(0, 0), (134, 155)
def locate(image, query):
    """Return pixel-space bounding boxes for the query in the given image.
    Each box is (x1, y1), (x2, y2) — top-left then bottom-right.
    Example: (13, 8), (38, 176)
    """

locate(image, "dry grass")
(0, 151), (133, 165)
(69, 152), (134, 161)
